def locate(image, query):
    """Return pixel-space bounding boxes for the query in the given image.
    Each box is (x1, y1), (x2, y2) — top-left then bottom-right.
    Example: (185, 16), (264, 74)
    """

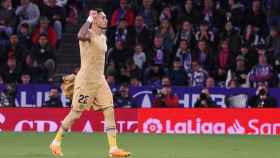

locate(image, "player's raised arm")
(77, 10), (97, 41)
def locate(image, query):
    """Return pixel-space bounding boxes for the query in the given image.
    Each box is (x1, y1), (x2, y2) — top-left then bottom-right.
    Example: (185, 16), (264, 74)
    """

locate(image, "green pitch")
(0, 132), (279, 158)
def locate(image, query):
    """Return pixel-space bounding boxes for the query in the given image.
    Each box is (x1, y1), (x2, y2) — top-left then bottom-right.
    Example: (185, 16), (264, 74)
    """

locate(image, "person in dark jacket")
(43, 87), (62, 107)
(194, 88), (217, 108)
(113, 83), (135, 108)
(247, 85), (277, 108)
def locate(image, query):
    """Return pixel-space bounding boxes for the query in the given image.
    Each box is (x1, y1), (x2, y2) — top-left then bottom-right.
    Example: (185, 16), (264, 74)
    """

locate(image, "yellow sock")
(107, 132), (118, 149)
(54, 128), (65, 142)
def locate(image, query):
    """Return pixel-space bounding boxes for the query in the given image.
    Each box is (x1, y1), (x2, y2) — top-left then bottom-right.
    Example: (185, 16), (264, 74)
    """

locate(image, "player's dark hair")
(95, 8), (104, 13)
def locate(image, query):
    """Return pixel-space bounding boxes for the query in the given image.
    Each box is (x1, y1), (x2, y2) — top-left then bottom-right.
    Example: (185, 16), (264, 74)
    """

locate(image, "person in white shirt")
(133, 44), (146, 69)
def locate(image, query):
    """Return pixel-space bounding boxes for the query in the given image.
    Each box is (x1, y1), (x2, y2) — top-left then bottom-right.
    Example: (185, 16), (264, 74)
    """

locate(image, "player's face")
(95, 12), (108, 29)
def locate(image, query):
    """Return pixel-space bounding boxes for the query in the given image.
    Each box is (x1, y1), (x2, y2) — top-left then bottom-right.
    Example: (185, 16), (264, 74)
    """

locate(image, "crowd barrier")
(2, 84), (280, 107)
(0, 108), (280, 135)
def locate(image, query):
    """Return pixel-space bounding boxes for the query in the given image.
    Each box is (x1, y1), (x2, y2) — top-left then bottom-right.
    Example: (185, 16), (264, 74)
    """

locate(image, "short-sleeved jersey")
(75, 31), (107, 87)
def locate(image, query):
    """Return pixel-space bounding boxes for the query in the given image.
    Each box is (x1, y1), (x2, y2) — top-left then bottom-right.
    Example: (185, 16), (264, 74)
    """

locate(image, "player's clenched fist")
(87, 10), (97, 23)
(89, 10), (97, 18)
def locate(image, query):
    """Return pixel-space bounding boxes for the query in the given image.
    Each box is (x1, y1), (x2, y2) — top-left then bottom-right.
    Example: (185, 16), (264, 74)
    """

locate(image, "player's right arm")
(77, 10), (97, 41)
(77, 22), (91, 41)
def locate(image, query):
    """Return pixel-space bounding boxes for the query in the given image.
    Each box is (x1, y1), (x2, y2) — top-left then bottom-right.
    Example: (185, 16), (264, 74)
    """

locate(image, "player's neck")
(91, 25), (104, 35)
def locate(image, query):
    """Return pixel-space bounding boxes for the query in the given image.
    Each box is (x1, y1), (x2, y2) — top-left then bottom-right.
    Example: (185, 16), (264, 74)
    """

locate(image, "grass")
(0, 132), (279, 158)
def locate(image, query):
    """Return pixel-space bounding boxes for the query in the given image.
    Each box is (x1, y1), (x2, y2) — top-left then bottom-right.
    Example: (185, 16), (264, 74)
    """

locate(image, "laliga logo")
(0, 113), (5, 132)
(143, 118), (163, 133)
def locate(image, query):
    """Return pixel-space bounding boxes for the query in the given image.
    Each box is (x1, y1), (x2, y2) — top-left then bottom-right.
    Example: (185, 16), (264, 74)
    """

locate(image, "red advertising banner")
(0, 108), (137, 133)
(138, 109), (280, 135)
(1, 108), (280, 135)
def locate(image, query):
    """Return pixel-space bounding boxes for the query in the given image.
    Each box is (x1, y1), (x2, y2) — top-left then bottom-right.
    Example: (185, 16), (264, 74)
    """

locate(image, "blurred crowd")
(0, 0), (81, 84)
(105, 0), (280, 89)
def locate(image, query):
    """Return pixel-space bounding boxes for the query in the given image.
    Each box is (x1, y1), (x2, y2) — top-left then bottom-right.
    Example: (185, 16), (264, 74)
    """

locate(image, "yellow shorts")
(72, 81), (113, 111)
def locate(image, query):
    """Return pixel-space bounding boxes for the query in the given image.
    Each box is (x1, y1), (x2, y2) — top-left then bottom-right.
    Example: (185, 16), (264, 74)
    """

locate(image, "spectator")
(195, 21), (215, 45)
(219, 21), (241, 54)
(265, 0), (280, 30)
(43, 87), (63, 107)
(143, 62), (166, 86)
(193, 40), (215, 74)
(149, 35), (170, 67)
(226, 0), (245, 29)
(227, 78), (237, 88)
(105, 61), (117, 77)
(247, 85), (277, 108)
(238, 43), (258, 69)
(159, 6), (172, 22)
(214, 39), (234, 86)
(17, 23), (32, 49)
(65, 1), (78, 25)
(111, 0), (135, 27)
(1, 58), (21, 83)
(154, 18), (175, 52)
(159, 5), (178, 27)
(114, 83), (135, 108)
(132, 14), (153, 50)
(255, 44), (269, 57)
(106, 74), (116, 88)
(117, 66), (131, 84)
(205, 76), (215, 88)
(0, 0), (17, 32)
(152, 84), (179, 108)
(226, 55), (250, 88)
(41, 0), (66, 42)
(125, 59), (142, 81)
(175, 40), (192, 72)
(107, 39), (130, 69)
(249, 54), (274, 87)
(31, 33), (56, 76)
(6, 34), (27, 66)
(137, 0), (158, 30)
(201, 0), (226, 30)
(22, 54), (48, 83)
(0, 83), (16, 107)
(194, 88), (216, 108)
(20, 72), (31, 84)
(174, 20), (196, 49)
(107, 17), (134, 49)
(133, 44), (146, 70)
(161, 76), (171, 87)
(266, 26), (280, 60)
(245, 0), (267, 35)
(188, 61), (208, 87)
(178, 0), (201, 26)
(15, 0), (40, 28)
(0, 21), (11, 49)
(0, 88), (12, 107)
(32, 16), (57, 48)
(169, 58), (188, 86)
(130, 77), (142, 87)
(241, 24), (264, 47)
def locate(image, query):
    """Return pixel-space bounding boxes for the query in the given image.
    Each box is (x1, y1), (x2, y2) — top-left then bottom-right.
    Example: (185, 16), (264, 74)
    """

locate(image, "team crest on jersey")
(79, 104), (85, 109)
